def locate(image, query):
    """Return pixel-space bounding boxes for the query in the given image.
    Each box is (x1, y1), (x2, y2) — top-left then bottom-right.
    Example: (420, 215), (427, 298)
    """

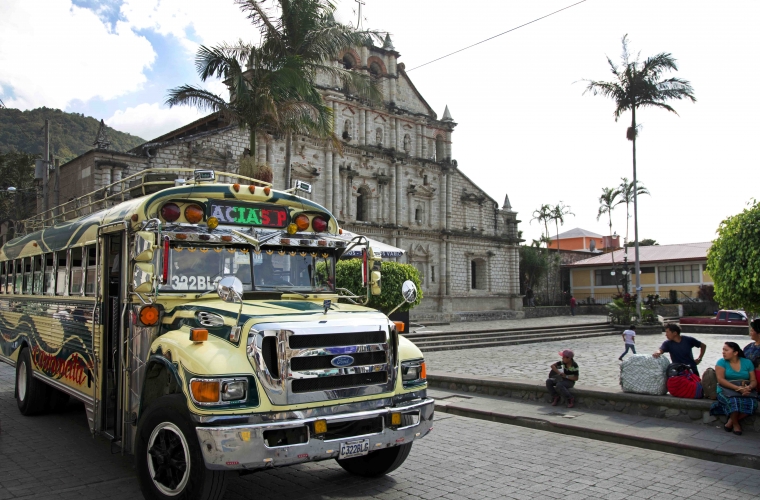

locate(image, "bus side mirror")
(133, 231), (156, 262)
(133, 263), (155, 293)
(369, 249), (381, 296)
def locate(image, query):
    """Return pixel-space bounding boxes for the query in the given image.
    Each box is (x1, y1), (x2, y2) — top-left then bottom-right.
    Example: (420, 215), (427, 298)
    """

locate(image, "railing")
(16, 168), (272, 235)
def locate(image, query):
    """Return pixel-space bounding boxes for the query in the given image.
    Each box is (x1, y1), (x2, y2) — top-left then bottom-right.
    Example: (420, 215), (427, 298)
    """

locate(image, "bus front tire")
(336, 442), (413, 477)
(16, 347), (50, 416)
(135, 395), (228, 500)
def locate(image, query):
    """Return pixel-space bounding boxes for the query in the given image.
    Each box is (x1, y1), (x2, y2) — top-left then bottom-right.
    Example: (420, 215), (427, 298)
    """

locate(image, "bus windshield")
(159, 245), (335, 293)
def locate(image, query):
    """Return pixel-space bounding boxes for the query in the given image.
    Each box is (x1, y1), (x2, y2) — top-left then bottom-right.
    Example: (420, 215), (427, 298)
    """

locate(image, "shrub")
(336, 259), (423, 314)
(239, 156), (273, 183)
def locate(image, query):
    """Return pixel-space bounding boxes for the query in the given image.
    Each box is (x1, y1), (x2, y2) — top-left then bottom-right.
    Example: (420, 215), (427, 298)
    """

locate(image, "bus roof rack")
(17, 168), (272, 235)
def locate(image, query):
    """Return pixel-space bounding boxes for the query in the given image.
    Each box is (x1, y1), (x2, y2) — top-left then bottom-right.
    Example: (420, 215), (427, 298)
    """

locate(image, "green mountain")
(0, 107), (146, 163)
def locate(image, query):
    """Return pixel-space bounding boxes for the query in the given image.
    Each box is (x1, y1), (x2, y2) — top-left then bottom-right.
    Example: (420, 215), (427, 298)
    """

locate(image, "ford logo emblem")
(331, 355), (355, 367)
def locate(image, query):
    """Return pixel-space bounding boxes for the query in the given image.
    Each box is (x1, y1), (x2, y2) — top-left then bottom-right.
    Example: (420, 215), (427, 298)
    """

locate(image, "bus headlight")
(401, 360), (426, 387)
(221, 380), (247, 401)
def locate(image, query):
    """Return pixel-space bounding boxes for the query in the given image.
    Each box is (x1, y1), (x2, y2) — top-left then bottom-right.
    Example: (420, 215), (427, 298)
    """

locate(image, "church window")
(342, 54), (355, 69)
(423, 174), (428, 185)
(403, 134), (411, 153)
(415, 207), (423, 223)
(356, 186), (370, 221)
(435, 134), (444, 161)
(342, 119), (353, 141)
(471, 258), (486, 290)
(369, 62), (382, 78)
(431, 265), (435, 283)
(376, 127), (383, 146)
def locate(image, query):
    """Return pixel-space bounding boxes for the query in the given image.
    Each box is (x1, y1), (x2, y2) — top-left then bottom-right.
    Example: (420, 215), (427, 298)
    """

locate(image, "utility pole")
(355, 0), (365, 29)
(54, 158), (60, 218)
(43, 119), (49, 216)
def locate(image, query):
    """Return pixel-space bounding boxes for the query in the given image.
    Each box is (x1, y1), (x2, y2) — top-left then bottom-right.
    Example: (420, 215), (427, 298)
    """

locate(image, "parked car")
(679, 310), (748, 325)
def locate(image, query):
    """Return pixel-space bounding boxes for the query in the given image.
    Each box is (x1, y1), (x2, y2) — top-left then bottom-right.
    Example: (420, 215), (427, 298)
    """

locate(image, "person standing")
(525, 287), (535, 307)
(569, 295), (577, 316)
(652, 323), (706, 376)
(619, 325), (636, 360)
(547, 349), (580, 408)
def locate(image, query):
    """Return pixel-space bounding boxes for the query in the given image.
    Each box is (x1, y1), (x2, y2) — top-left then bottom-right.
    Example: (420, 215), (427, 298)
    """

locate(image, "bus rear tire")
(135, 395), (228, 500)
(16, 347), (50, 416)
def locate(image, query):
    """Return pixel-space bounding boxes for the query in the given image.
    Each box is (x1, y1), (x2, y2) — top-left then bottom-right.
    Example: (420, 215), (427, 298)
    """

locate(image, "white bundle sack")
(619, 354), (670, 395)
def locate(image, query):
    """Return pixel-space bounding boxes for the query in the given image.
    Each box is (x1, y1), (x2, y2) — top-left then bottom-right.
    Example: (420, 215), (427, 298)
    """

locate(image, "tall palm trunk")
(631, 106), (642, 317)
(284, 132), (292, 189)
(607, 212), (621, 294)
(555, 220), (562, 304)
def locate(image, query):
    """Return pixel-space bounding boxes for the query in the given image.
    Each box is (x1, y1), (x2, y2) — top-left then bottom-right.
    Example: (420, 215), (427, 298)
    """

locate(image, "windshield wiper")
(272, 287), (309, 298)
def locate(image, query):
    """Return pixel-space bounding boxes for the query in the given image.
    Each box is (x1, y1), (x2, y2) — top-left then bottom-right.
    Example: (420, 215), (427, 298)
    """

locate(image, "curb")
(435, 401), (760, 471)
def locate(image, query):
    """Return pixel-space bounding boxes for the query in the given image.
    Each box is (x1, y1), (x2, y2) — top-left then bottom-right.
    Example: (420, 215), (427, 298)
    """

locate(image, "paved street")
(425, 332), (751, 388)
(3, 363), (760, 499)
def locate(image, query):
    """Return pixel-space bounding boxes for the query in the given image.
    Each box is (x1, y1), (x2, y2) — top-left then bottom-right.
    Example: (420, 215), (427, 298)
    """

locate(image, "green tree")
(166, 0), (379, 187)
(625, 238), (658, 247)
(0, 151), (38, 239)
(519, 243), (549, 293)
(335, 259), (422, 314)
(707, 199), (760, 314)
(550, 201), (574, 296)
(531, 204), (553, 301)
(597, 186), (622, 291)
(584, 34), (695, 316)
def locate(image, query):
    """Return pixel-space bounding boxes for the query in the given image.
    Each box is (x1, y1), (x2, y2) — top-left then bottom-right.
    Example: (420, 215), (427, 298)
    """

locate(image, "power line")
(406, 0), (588, 72)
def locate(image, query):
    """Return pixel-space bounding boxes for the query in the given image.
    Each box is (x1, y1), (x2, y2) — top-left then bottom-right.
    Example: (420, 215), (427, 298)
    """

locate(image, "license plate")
(339, 439), (370, 460)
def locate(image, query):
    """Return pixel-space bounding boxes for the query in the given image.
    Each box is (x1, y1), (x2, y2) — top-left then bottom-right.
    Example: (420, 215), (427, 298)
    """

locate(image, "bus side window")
(56, 250), (68, 295)
(14, 260), (22, 294)
(70, 248), (84, 296)
(85, 245), (96, 296)
(23, 257), (32, 295)
(0, 262), (5, 294)
(33, 254), (43, 295)
(44, 253), (55, 295)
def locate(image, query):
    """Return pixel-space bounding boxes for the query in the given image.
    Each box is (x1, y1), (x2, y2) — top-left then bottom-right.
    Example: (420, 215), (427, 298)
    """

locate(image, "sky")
(1, 0), (758, 246)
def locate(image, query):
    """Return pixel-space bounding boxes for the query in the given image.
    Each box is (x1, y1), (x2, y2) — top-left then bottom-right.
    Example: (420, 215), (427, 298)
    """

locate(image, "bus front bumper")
(195, 398), (434, 471)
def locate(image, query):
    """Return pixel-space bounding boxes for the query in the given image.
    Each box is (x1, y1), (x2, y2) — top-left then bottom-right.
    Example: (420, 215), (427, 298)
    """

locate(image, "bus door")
(97, 223), (128, 448)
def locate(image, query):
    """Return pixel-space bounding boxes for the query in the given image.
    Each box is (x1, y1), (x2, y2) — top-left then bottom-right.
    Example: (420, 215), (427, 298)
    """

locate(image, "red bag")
(667, 371), (703, 399)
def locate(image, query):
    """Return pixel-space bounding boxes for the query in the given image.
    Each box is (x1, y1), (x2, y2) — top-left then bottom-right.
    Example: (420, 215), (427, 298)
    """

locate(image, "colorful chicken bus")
(0, 169), (433, 500)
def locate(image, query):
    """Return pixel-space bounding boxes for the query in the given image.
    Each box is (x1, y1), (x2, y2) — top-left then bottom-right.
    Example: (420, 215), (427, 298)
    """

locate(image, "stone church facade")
(42, 37), (522, 321)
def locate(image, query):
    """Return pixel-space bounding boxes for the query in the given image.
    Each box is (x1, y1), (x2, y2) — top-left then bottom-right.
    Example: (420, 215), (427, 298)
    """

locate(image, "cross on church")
(354, 0), (365, 29)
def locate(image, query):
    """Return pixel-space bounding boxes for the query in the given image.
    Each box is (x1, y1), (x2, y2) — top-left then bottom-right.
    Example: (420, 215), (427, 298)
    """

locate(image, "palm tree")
(237, 0), (382, 187)
(550, 202), (574, 299)
(583, 34), (695, 317)
(167, 0), (380, 186)
(531, 204), (553, 304)
(618, 177), (650, 252)
(597, 186), (622, 293)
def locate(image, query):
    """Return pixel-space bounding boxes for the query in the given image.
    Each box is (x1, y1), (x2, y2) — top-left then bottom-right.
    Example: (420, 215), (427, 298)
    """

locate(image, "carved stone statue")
(403, 134), (411, 153)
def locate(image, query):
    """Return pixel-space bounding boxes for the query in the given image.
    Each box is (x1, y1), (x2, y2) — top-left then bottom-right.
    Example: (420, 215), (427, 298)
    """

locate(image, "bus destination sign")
(209, 200), (289, 228)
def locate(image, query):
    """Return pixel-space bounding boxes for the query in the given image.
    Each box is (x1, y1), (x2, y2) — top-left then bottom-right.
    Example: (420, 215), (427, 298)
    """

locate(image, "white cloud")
(106, 102), (206, 141)
(0, 0), (156, 110)
(120, 0), (256, 52)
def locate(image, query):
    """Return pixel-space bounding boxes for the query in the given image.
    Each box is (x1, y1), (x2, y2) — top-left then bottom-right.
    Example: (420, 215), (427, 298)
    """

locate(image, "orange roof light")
(248, 185), (256, 194)
(232, 183), (240, 192)
(264, 187), (271, 195)
(190, 328), (209, 342)
(139, 305), (160, 326)
(184, 204), (204, 224)
(294, 214), (310, 231)
(190, 379), (219, 403)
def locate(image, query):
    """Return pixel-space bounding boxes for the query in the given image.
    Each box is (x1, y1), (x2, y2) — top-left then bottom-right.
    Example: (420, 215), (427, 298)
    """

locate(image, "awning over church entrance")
(337, 230), (405, 258)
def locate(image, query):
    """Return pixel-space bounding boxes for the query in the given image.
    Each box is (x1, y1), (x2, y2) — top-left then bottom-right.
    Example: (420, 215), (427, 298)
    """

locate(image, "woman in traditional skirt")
(711, 342), (757, 435)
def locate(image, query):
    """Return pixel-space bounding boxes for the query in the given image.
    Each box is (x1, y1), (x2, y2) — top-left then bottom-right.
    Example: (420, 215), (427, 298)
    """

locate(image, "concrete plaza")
(2, 363), (760, 500)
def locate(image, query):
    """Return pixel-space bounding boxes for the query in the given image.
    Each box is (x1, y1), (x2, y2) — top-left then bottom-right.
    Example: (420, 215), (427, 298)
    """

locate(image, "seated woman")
(711, 341), (757, 435)
(743, 319), (760, 381)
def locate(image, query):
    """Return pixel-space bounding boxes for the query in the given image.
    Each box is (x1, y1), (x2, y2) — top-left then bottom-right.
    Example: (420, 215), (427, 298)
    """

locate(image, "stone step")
(406, 321), (610, 339)
(404, 324), (616, 343)
(418, 330), (618, 352)
(408, 325), (615, 345)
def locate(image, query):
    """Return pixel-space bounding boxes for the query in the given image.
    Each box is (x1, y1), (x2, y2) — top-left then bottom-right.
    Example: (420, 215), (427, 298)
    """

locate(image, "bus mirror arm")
(230, 230), (260, 252)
